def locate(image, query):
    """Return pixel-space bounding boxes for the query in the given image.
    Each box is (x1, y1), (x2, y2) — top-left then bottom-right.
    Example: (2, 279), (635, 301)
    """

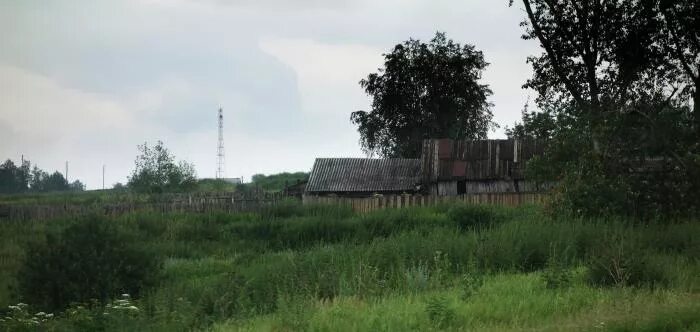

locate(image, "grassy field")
(0, 202), (698, 331)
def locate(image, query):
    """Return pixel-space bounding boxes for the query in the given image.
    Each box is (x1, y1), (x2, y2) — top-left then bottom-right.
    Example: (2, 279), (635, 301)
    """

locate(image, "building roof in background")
(306, 158), (421, 193)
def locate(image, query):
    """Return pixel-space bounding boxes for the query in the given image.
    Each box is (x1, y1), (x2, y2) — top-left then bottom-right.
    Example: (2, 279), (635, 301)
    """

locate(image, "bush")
(425, 296), (456, 329)
(447, 204), (499, 230)
(17, 216), (162, 311)
(460, 271), (484, 300)
(541, 248), (572, 289)
(586, 237), (669, 288)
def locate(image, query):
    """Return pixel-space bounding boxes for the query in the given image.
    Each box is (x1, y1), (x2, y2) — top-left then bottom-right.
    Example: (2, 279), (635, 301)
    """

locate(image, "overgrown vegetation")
(0, 203), (698, 331)
(506, 0), (700, 218)
(127, 141), (197, 194)
(249, 172), (309, 192)
(17, 216), (162, 311)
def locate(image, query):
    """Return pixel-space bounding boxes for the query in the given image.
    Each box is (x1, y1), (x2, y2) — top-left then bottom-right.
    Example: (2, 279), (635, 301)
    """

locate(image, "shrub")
(460, 271), (484, 300)
(541, 248), (572, 289)
(447, 204), (499, 230)
(404, 264), (430, 293)
(17, 216), (162, 311)
(475, 219), (555, 272)
(586, 237), (669, 288)
(425, 296), (455, 329)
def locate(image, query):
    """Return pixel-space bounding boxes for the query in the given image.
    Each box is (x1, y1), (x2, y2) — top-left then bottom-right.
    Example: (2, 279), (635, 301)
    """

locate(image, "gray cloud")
(0, 0), (538, 189)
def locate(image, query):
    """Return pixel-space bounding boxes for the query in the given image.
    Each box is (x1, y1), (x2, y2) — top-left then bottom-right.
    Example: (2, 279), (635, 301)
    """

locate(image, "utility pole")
(102, 164), (105, 190)
(216, 108), (226, 179)
(65, 161), (69, 183)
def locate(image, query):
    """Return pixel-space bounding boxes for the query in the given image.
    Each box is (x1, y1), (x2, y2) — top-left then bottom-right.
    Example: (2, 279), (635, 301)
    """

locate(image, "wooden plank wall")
(303, 193), (547, 213)
(421, 138), (546, 182)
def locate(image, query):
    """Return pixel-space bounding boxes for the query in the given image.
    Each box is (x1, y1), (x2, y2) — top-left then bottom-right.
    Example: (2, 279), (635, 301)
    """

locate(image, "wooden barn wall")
(421, 139), (546, 183)
(430, 180), (548, 196)
(303, 193), (547, 212)
(438, 181), (458, 196)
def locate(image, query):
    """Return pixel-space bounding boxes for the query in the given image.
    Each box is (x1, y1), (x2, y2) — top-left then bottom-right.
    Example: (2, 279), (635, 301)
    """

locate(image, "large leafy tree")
(1, 158), (85, 193)
(0, 159), (30, 194)
(28, 168), (73, 192)
(511, 0), (699, 216)
(511, 0), (675, 149)
(128, 141), (197, 193)
(351, 32), (494, 158)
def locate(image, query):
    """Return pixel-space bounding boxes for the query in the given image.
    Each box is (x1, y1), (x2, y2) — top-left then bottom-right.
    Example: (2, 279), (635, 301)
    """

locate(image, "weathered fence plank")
(1, 192), (546, 221)
(302, 193), (546, 212)
(0, 192), (286, 221)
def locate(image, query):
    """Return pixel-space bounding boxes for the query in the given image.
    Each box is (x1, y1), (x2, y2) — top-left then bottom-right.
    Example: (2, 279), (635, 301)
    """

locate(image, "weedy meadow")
(0, 202), (699, 331)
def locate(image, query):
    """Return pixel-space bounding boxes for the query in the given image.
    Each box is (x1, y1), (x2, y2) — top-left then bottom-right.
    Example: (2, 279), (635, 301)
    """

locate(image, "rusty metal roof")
(306, 158), (422, 193)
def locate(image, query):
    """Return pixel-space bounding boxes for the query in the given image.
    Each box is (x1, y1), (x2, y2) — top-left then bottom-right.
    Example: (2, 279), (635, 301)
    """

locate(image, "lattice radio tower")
(216, 108), (226, 179)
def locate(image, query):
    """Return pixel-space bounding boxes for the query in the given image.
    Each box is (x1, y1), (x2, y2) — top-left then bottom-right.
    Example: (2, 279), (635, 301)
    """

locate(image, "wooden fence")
(302, 192), (547, 213)
(0, 192), (547, 221)
(0, 192), (286, 221)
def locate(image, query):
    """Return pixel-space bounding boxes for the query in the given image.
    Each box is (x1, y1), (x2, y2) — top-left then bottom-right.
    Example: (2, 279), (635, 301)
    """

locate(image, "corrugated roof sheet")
(306, 158), (421, 193)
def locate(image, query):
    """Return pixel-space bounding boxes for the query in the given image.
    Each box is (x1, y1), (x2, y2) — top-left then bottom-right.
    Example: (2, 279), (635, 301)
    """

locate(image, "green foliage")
(534, 110), (700, 218)
(0, 303), (53, 331)
(404, 264), (430, 294)
(274, 294), (313, 331)
(127, 141), (197, 193)
(424, 295), (456, 328)
(17, 216), (162, 311)
(447, 204), (499, 230)
(541, 248), (572, 289)
(505, 103), (557, 140)
(586, 236), (670, 288)
(250, 172), (309, 192)
(1, 204), (698, 331)
(195, 179), (236, 192)
(603, 305), (700, 332)
(511, 0), (700, 218)
(459, 271), (484, 300)
(0, 159), (30, 194)
(351, 31), (494, 158)
(0, 158), (84, 194)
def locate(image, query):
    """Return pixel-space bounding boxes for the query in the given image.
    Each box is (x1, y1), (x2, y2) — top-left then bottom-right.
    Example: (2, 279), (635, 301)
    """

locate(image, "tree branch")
(522, 0), (586, 106)
(666, 9), (699, 81)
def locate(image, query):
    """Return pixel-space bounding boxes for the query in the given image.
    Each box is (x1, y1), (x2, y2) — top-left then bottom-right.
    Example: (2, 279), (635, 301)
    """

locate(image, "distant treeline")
(250, 172), (309, 191)
(0, 159), (85, 194)
(199, 172), (309, 195)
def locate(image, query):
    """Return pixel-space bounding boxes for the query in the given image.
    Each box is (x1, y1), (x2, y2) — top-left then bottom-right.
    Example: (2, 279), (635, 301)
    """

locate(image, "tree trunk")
(694, 79), (700, 138)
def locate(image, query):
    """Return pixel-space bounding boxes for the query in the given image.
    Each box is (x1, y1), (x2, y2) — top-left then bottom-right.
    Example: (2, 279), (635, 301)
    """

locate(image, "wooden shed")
(421, 138), (547, 195)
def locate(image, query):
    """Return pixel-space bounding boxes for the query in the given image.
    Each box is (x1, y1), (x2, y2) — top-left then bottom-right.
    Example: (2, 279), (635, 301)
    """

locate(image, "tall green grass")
(0, 203), (698, 331)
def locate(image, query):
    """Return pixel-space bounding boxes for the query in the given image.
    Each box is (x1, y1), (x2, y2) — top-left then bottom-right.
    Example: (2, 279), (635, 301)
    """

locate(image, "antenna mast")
(216, 108), (226, 179)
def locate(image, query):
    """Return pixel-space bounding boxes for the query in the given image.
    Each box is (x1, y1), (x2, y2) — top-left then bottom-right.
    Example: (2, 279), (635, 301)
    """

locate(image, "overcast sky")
(0, 0), (540, 189)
